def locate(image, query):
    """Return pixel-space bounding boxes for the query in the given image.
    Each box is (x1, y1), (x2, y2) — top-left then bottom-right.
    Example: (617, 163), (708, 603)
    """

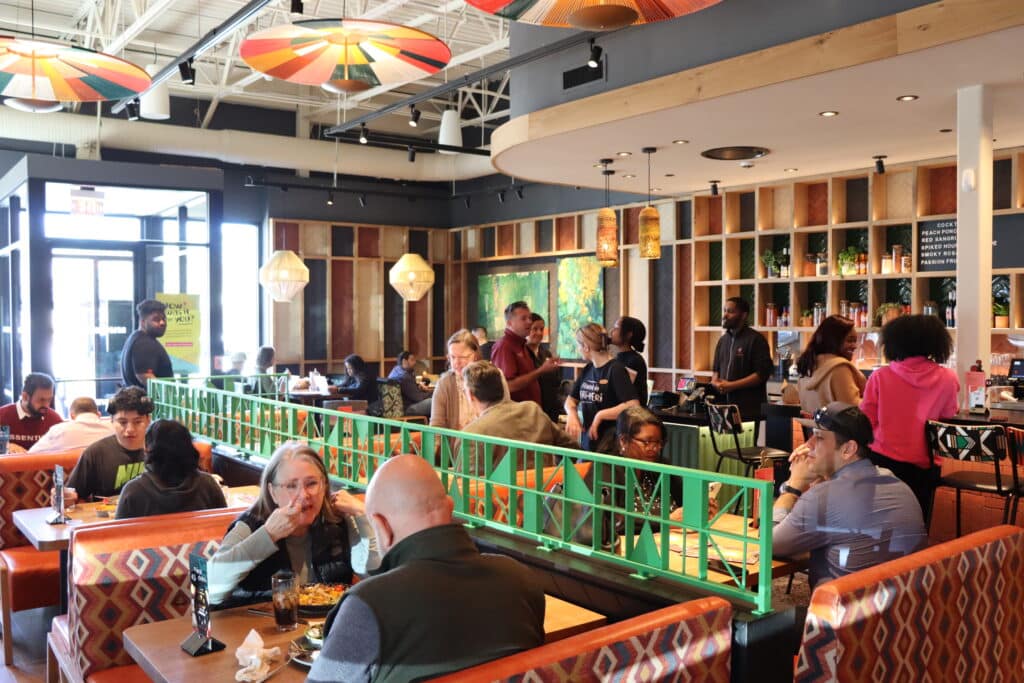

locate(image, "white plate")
(290, 638), (321, 667)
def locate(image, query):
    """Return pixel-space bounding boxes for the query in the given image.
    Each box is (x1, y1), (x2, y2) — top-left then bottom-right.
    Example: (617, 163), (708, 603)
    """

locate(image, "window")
(221, 223), (260, 362)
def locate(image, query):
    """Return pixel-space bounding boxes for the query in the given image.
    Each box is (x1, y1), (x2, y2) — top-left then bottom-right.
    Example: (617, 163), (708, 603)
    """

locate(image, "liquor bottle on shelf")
(778, 248), (791, 278)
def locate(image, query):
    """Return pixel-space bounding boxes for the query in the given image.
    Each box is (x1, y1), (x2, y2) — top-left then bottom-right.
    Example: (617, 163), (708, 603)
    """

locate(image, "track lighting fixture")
(709, 180), (720, 196)
(326, 191), (335, 206)
(290, 0), (304, 13)
(464, 196), (471, 209)
(874, 155), (887, 174)
(359, 123), (368, 144)
(498, 190), (506, 204)
(515, 186), (524, 200)
(407, 145), (416, 163)
(409, 105), (421, 128)
(358, 194), (367, 207)
(178, 58), (195, 85)
(587, 40), (602, 69)
(126, 99), (140, 121)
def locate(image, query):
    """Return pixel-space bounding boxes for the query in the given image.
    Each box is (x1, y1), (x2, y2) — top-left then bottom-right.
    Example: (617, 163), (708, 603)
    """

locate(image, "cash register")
(992, 358), (1024, 410)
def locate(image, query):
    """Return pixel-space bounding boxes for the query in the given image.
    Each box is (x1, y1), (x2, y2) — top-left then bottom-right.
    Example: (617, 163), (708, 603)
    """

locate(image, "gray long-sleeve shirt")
(772, 458), (927, 589)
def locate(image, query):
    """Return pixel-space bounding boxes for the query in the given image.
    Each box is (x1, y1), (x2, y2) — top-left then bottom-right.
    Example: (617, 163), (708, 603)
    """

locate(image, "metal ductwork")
(0, 109), (495, 181)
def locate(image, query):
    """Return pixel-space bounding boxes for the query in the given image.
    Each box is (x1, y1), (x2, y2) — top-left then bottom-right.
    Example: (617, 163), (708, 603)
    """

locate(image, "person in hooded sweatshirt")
(115, 419), (226, 519)
(859, 314), (959, 524)
(793, 315), (866, 413)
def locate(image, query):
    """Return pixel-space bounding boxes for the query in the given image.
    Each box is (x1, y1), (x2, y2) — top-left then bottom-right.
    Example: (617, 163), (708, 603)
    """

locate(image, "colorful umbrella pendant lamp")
(464, 0), (722, 30)
(0, 36), (151, 111)
(240, 19), (451, 95)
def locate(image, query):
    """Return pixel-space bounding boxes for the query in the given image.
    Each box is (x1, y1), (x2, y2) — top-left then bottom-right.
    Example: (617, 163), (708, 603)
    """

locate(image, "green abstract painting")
(557, 256), (604, 359)
(477, 271), (549, 339)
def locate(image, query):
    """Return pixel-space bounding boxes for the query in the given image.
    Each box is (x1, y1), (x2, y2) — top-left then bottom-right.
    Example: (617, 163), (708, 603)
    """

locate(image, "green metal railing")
(150, 377), (774, 614)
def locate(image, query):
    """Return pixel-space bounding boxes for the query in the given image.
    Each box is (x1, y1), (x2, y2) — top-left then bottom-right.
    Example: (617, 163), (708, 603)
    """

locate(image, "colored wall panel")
(330, 260), (354, 359)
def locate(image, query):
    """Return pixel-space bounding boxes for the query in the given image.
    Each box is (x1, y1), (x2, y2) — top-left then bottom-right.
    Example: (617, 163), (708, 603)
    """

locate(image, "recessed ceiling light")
(664, 173), (675, 177)
(622, 174), (636, 179)
(896, 95), (919, 102)
(592, 163), (604, 168)
(652, 188), (662, 192)
(818, 110), (839, 117)
(939, 128), (953, 133)
(784, 167), (798, 172)
(701, 146), (769, 161)
(672, 139), (689, 145)
(616, 151), (632, 157)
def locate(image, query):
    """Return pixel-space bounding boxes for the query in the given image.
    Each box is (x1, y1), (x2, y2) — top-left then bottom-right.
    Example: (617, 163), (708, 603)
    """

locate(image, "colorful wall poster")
(556, 256), (604, 359)
(157, 293), (201, 374)
(477, 271), (549, 339)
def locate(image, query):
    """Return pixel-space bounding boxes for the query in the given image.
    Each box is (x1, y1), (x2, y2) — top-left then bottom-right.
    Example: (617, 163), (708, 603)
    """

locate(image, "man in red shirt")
(0, 373), (63, 450)
(489, 301), (558, 406)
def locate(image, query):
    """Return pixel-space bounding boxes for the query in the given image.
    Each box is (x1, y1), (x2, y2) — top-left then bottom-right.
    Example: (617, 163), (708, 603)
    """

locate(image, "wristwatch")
(779, 483), (803, 497)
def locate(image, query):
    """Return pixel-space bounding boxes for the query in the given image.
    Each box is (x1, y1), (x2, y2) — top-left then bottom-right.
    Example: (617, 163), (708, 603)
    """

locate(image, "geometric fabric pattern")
(453, 596), (732, 682)
(928, 422), (1008, 463)
(67, 510), (238, 679)
(0, 450), (83, 550)
(796, 525), (1024, 683)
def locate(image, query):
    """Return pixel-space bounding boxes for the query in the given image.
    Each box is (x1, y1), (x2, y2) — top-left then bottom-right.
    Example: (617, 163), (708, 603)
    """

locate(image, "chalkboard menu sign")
(917, 214), (1024, 271)
(917, 219), (957, 271)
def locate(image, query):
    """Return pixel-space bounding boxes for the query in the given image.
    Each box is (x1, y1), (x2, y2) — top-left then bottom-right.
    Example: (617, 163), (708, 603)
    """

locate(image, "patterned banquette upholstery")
(0, 449), (83, 665)
(52, 508), (240, 682)
(796, 524), (1024, 682)
(431, 596), (733, 683)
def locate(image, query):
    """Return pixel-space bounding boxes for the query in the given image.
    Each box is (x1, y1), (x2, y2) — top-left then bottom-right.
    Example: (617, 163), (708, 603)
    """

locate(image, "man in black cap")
(772, 402), (926, 589)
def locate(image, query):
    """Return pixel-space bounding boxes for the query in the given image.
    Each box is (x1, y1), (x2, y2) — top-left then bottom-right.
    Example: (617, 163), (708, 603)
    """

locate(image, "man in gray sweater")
(309, 455), (545, 683)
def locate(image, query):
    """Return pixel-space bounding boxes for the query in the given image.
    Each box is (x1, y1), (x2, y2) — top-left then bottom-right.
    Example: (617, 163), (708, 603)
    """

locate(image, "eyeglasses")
(273, 479), (324, 496)
(630, 437), (664, 450)
(448, 353), (476, 363)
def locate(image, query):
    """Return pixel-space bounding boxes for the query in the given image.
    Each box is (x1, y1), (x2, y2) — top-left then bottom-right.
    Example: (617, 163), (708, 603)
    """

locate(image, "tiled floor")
(0, 606), (56, 683)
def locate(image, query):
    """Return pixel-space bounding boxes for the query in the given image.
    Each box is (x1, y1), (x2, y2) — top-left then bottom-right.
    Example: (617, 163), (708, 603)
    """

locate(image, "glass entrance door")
(51, 248), (137, 412)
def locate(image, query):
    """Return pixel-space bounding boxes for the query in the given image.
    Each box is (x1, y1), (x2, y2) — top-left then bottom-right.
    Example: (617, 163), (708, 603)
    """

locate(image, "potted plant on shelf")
(993, 299), (1010, 328)
(760, 250), (779, 278)
(837, 246), (860, 278)
(875, 302), (903, 326)
(799, 309), (814, 327)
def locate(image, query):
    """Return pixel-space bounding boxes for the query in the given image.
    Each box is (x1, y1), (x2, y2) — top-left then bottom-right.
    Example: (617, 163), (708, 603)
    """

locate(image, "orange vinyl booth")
(0, 449), (83, 666)
(431, 596), (733, 682)
(795, 524), (1024, 682)
(464, 461), (593, 524)
(47, 508), (242, 683)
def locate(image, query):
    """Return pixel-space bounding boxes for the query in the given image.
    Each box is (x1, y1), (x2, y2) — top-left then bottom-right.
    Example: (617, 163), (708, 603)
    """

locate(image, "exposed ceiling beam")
(103, 0), (178, 54)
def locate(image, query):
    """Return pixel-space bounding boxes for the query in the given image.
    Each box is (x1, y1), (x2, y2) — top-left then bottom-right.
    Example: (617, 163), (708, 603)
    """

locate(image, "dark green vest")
(350, 524), (545, 683)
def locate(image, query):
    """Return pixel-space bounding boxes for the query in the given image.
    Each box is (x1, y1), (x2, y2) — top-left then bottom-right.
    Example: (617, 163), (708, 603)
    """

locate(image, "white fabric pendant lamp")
(438, 109), (462, 155)
(259, 250), (310, 302)
(389, 253), (435, 301)
(140, 63), (170, 120)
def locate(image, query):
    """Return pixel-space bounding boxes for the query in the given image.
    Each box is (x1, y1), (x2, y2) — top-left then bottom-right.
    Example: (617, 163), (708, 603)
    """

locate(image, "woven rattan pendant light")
(639, 146), (661, 259)
(596, 159), (619, 267)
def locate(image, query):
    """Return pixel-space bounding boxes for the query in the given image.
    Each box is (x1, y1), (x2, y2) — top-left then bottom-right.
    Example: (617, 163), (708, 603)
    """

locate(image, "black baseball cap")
(797, 402), (874, 447)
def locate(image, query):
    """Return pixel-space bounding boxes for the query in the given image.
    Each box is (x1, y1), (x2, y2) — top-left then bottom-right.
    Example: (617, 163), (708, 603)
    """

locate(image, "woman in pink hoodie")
(860, 314), (959, 523)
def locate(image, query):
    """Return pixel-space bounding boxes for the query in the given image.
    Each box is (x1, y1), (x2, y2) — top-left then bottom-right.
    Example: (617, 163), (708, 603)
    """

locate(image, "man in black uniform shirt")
(711, 297), (772, 423)
(120, 299), (174, 389)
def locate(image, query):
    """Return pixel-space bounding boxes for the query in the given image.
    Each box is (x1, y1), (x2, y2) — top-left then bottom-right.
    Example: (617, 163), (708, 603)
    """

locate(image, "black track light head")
(358, 194), (367, 207)
(498, 190), (506, 204)
(874, 155), (887, 174)
(326, 191), (334, 206)
(359, 123), (368, 144)
(178, 58), (195, 85)
(709, 180), (720, 196)
(290, 0), (304, 13)
(515, 186), (525, 200)
(126, 99), (140, 121)
(464, 196), (471, 209)
(407, 145), (416, 163)
(409, 105), (421, 128)
(587, 40), (602, 69)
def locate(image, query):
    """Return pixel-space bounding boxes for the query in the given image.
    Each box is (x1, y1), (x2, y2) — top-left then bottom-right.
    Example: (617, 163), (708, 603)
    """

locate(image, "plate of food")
(289, 624), (323, 667)
(298, 583), (346, 616)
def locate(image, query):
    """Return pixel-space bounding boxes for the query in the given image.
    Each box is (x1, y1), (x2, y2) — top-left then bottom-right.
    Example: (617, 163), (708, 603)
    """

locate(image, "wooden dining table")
(123, 594), (606, 683)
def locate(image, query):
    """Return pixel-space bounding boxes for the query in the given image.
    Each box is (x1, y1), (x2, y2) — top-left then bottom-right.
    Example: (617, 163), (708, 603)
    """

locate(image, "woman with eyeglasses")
(115, 419), (226, 519)
(208, 442), (378, 607)
(565, 323), (639, 452)
(431, 329), (482, 430)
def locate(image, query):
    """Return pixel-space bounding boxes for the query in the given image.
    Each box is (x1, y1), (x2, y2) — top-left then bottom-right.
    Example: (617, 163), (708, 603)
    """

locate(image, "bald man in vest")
(310, 455), (545, 683)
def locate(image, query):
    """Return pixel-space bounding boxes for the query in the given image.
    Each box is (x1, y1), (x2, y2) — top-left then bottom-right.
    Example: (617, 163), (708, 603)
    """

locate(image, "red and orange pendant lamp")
(464, 0), (723, 31)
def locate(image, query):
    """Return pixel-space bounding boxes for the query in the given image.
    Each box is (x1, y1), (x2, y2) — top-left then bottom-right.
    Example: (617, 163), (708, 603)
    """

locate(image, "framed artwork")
(477, 271), (549, 339)
(556, 256), (604, 359)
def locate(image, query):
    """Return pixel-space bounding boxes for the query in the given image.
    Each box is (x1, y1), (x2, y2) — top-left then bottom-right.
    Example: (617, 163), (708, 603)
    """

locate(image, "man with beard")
(0, 373), (63, 450)
(120, 299), (173, 389)
(711, 297), (772, 424)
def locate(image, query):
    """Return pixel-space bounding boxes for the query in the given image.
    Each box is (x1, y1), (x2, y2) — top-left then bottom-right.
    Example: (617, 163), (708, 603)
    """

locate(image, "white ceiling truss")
(0, 0), (512, 137)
